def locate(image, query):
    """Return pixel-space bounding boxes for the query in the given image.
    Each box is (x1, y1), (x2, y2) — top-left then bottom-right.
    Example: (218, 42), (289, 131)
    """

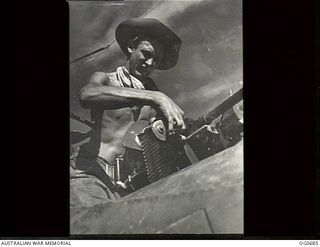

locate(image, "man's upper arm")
(84, 72), (110, 88)
(79, 72), (110, 105)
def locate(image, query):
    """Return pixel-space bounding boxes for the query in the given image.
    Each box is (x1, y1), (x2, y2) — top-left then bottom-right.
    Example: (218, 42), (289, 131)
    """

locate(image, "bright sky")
(69, 0), (242, 133)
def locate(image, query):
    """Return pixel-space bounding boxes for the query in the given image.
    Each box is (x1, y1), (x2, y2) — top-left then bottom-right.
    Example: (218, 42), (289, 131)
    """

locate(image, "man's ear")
(127, 36), (138, 54)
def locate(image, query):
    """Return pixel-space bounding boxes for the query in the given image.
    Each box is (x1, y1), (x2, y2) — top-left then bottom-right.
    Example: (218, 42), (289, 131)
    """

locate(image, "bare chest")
(101, 105), (153, 124)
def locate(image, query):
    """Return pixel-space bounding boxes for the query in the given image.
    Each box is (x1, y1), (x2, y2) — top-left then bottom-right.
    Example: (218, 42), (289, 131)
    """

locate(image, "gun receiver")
(119, 88), (243, 192)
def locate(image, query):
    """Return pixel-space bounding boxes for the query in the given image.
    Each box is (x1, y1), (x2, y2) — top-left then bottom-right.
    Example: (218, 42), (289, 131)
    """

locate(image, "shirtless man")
(70, 18), (185, 207)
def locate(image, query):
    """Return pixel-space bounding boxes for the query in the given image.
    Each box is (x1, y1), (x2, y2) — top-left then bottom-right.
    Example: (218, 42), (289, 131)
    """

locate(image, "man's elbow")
(79, 88), (92, 109)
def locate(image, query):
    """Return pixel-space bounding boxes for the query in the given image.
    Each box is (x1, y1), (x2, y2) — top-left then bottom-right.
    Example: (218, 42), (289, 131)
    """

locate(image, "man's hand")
(152, 91), (186, 133)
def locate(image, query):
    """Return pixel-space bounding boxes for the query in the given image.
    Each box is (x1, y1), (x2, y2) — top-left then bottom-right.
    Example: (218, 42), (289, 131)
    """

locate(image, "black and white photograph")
(69, 0), (243, 235)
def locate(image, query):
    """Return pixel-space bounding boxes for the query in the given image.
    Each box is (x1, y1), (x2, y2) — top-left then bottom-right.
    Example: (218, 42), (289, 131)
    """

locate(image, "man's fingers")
(177, 107), (185, 129)
(178, 118), (186, 130)
(149, 117), (157, 124)
(168, 116), (174, 133)
(179, 108), (184, 116)
(174, 116), (184, 128)
(181, 118), (186, 129)
(161, 102), (185, 134)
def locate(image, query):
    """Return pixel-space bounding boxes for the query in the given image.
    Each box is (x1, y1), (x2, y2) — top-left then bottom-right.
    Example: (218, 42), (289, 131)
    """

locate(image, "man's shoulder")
(89, 71), (118, 86)
(105, 71), (117, 80)
(89, 71), (110, 83)
(105, 71), (122, 86)
(105, 71), (116, 76)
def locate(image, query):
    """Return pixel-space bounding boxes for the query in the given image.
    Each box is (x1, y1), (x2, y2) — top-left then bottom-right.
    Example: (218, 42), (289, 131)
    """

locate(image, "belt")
(96, 156), (116, 183)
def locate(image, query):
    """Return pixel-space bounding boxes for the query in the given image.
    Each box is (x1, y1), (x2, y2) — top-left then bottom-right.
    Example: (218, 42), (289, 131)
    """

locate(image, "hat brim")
(116, 18), (181, 70)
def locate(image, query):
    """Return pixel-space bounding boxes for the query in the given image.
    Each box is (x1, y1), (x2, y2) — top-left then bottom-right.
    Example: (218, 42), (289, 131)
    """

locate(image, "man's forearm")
(79, 85), (159, 110)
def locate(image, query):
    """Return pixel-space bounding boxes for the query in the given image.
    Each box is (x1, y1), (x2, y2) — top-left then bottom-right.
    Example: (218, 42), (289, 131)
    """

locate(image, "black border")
(4, 0), (70, 237)
(244, 0), (318, 237)
(4, 0), (319, 238)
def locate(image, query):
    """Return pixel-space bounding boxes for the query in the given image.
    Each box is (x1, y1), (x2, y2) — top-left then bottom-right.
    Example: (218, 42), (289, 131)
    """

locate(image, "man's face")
(128, 39), (164, 79)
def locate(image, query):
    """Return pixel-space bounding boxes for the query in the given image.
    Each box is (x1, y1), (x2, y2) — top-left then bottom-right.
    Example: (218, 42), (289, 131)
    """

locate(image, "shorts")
(70, 144), (121, 208)
(70, 165), (121, 207)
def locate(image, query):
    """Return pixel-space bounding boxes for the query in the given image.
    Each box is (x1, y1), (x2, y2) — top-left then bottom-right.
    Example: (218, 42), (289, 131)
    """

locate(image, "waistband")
(96, 156), (116, 183)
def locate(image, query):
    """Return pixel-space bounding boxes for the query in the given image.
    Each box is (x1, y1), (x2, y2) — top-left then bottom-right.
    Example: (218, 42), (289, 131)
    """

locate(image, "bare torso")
(89, 72), (155, 163)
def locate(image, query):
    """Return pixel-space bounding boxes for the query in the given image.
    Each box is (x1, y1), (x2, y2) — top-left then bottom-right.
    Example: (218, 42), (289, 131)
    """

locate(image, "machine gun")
(116, 88), (243, 192)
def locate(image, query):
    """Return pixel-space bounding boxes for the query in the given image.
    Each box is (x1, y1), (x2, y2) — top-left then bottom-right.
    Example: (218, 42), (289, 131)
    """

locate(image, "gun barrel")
(201, 88), (243, 125)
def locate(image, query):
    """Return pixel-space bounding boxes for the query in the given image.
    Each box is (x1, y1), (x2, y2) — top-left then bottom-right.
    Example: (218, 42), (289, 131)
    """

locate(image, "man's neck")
(124, 62), (130, 74)
(124, 61), (147, 83)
